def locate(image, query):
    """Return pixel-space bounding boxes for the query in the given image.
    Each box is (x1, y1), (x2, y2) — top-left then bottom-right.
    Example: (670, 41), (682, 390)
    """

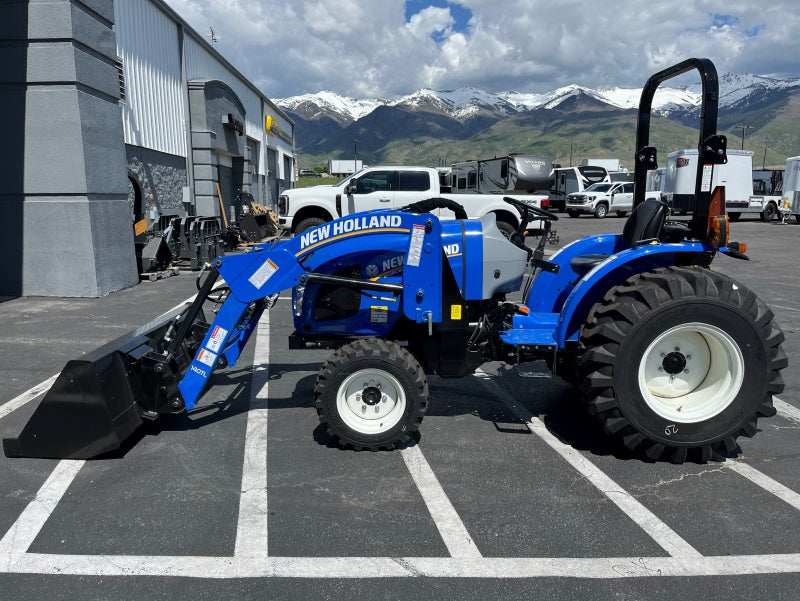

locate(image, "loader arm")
(4, 211), (445, 458)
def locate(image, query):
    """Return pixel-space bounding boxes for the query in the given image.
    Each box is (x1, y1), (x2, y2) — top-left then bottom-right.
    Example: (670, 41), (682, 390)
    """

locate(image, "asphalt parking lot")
(1, 214), (800, 600)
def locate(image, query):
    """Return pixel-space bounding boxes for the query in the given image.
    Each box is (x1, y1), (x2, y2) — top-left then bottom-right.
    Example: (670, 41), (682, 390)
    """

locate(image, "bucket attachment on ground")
(3, 304), (209, 459)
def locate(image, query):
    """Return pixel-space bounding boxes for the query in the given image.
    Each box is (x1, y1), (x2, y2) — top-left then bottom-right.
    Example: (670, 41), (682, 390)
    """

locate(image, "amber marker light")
(707, 185), (729, 249)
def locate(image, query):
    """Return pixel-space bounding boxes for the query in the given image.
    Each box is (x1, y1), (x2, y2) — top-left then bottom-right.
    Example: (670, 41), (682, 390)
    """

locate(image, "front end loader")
(4, 58), (786, 462)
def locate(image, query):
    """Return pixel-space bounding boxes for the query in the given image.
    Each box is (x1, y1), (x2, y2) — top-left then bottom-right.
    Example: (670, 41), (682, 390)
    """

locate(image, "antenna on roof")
(209, 27), (220, 44)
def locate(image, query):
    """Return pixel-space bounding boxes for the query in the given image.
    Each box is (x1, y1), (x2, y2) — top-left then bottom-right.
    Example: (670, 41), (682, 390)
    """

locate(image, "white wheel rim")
(336, 369), (406, 435)
(637, 322), (744, 423)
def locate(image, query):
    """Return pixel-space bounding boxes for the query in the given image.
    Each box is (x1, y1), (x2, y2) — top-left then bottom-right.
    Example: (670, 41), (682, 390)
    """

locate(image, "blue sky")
(164, 0), (800, 99)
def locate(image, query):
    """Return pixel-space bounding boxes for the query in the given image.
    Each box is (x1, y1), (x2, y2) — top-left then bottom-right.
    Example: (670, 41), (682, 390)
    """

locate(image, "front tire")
(577, 267), (785, 462)
(295, 217), (326, 235)
(315, 338), (428, 450)
(594, 203), (608, 219)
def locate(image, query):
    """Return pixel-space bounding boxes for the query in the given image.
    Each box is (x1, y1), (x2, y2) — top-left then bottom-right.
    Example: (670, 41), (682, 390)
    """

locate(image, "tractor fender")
(554, 241), (709, 346)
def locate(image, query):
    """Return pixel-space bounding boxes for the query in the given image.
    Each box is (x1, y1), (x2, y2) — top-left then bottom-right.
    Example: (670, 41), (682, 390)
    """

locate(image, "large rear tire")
(577, 267), (785, 463)
(315, 338), (428, 450)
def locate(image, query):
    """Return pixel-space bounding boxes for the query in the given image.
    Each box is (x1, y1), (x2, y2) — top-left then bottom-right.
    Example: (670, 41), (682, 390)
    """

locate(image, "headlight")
(278, 195), (289, 215)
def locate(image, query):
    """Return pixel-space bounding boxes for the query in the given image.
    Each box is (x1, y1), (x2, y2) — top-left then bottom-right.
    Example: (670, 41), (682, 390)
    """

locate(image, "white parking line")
(234, 311), (271, 559)
(401, 445), (482, 558)
(0, 460), (84, 555)
(0, 375), (58, 421)
(774, 396), (800, 425)
(726, 460), (800, 511)
(3, 552), (800, 578)
(474, 370), (702, 558)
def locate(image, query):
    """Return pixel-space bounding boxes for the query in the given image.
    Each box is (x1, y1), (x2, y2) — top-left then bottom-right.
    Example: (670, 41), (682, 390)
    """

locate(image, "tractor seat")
(570, 199), (669, 277)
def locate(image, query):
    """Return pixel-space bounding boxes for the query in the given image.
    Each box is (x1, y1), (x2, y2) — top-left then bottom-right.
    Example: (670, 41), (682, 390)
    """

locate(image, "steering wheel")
(503, 196), (559, 221)
(402, 197), (468, 220)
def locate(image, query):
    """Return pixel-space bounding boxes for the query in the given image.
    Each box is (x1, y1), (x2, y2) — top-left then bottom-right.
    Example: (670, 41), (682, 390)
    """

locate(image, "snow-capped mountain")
(276, 71), (800, 168)
(275, 72), (800, 125)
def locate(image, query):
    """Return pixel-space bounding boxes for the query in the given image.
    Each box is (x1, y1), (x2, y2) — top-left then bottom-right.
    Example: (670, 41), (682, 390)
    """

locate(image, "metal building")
(1, 0), (295, 298)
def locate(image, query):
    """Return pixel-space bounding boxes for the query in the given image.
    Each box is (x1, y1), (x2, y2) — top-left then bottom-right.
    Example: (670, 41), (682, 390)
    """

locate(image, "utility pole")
(735, 124), (753, 150)
(354, 139), (358, 175)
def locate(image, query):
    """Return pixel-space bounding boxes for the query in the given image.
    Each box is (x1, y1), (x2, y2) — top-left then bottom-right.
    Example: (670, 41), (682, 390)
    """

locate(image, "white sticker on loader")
(248, 258), (279, 289)
(206, 325), (228, 352)
(407, 224), (425, 267)
(701, 164), (713, 192)
(197, 348), (217, 367)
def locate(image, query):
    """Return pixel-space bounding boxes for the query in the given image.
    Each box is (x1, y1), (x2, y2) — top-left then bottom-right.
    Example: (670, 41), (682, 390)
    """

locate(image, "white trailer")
(581, 158), (622, 171)
(781, 156), (800, 223)
(329, 159), (364, 177)
(663, 149), (758, 218)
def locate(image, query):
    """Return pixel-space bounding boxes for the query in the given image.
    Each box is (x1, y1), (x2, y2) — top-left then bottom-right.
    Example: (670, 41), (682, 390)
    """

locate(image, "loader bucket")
(3, 305), (197, 460)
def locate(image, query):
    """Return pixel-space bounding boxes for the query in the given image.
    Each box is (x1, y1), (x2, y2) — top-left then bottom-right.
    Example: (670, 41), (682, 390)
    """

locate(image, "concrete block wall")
(1, 0), (138, 297)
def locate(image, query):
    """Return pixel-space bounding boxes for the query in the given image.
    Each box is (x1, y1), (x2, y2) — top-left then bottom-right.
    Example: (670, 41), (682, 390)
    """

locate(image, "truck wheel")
(577, 267), (785, 463)
(314, 338), (428, 450)
(728, 212), (741, 221)
(294, 217), (326, 235)
(594, 203), (608, 219)
(495, 220), (516, 239)
(567, 210), (580, 218)
(760, 203), (778, 222)
(616, 211), (627, 217)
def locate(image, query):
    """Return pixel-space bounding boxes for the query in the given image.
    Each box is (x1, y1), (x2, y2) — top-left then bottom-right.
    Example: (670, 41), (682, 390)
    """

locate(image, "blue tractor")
(4, 59), (786, 463)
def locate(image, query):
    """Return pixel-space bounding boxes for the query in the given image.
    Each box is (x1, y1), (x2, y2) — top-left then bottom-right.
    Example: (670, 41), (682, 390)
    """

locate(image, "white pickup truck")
(277, 166), (548, 235)
(565, 181), (634, 218)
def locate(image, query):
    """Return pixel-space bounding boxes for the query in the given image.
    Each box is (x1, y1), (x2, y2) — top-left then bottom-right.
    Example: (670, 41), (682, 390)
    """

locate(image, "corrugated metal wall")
(114, 1), (186, 157)
(183, 37), (270, 175)
(113, 0), (295, 188)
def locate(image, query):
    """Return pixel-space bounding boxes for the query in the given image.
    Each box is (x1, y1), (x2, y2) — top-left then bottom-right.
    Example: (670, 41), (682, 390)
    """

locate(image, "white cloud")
(406, 6), (454, 40)
(162, 0), (800, 99)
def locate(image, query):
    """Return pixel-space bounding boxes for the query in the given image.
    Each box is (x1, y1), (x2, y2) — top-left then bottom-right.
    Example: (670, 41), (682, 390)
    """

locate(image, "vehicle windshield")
(584, 183), (613, 192)
(336, 170), (365, 187)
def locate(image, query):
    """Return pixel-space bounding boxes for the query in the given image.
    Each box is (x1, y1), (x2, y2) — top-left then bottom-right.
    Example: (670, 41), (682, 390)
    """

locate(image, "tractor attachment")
(3, 277), (218, 459)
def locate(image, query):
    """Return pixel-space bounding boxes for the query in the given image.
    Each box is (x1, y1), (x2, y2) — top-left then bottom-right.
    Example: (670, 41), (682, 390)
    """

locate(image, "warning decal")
(206, 325), (228, 352)
(197, 348), (217, 367)
(407, 224), (425, 267)
(701, 164), (713, 192)
(249, 258), (279, 289)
